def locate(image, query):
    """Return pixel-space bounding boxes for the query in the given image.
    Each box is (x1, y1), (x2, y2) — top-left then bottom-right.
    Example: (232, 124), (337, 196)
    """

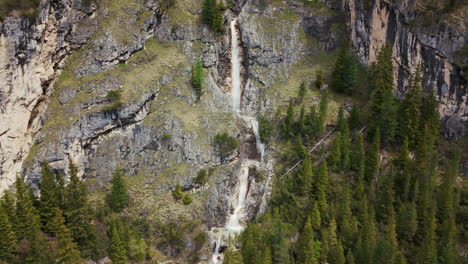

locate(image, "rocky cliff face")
(0, 0), (97, 191)
(343, 0), (466, 140)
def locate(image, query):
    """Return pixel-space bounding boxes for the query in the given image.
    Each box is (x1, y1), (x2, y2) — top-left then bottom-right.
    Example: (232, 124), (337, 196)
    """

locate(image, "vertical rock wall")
(0, 0), (96, 191)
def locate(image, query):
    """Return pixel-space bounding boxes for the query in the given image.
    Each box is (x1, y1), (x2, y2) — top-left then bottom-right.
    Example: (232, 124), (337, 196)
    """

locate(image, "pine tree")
(173, 183), (183, 200)
(346, 250), (355, 264)
(14, 177), (41, 241)
(417, 206), (438, 264)
(110, 226), (128, 264)
(202, 0), (224, 32)
(330, 41), (356, 94)
(368, 45), (397, 144)
(317, 91), (329, 137)
(109, 170), (130, 212)
(309, 202), (321, 231)
(0, 206), (15, 261)
(420, 88), (440, 140)
(297, 217), (319, 264)
(298, 82), (307, 102)
(351, 132), (365, 196)
(50, 208), (82, 264)
(340, 121), (351, 170)
(327, 218), (345, 264)
(283, 101), (295, 137)
(39, 162), (60, 233)
(348, 104), (361, 131)
(315, 69), (323, 90)
(191, 59), (204, 97)
(1, 190), (16, 236)
(397, 67), (423, 147)
(300, 157), (314, 196)
(315, 161), (329, 216)
(297, 106), (306, 136)
(396, 201), (417, 241)
(328, 134), (341, 171)
(63, 161), (97, 255)
(365, 129), (380, 185)
(337, 186), (358, 248)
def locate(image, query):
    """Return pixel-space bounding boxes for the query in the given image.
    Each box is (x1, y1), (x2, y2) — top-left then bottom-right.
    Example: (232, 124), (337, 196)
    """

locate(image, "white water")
(250, 119), (265, 161)
(211, 19), (266, 264)
(231, 19), (242, 113)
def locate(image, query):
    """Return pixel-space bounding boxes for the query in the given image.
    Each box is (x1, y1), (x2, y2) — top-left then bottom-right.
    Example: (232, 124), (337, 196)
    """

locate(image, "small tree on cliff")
(191, 59), (204, 97)
(109, 170), (129, 213)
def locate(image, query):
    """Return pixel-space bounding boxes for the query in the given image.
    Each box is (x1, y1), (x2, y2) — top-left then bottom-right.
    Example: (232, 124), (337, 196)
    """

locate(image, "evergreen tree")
(348, 104), (361, 131)
(315, 161), (329, 216)
(297, 217), (319, 264)
(368, 45), (397, 144)
(300, 157), (314, 196)
(351, 132), (365, 196)
(191, 59), (204, 97)
(337, 186), (358, 248)
(109, 170), (130, 212)
(327, 218), (345, 264)
(14, 177), (41, 241)
(0, 206), (15, 261)
(110, 226), (128, 264)
(417, 206), (438, 264)
(39, 162), (60, 233)
(297, 106), (306, 136)
(396, 201), (417, 241)
(328, 134), (341, 171)
(50, 208), (82, 264)
(202, 0), (224, 32)
(283, 101), (295, 137)
(63, 161), (97, 255)
(330, 41), (356, 94)
(1, 190), (16, 237)
(173, 183), (183, 200)
(397, 67), (423, 147)
(317, 91), (329, 137)
(315, 69), (323, 90)
(298, 82), (307, 103)
(365, 129), (380, 185)
(309, 202), (321, 231)
(340, 121), (351, 170)
(420, 88), (440, 140)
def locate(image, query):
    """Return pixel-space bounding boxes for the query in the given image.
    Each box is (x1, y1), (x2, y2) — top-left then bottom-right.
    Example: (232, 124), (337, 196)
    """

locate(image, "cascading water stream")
(231, 19), (242, 113)
(211, 19), (265, 264)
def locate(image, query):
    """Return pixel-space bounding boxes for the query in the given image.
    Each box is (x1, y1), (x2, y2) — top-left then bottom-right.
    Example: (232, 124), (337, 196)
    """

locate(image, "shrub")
(173, 184), (183, 200)
(103, 90), (123, 113)
(191, 60), (204, 97)
(182, 194), (193, 205)
(214, 132), (239, 156)
(258, 116), (272, 142)
(161, 133), (172, 139)
(194, 169), (208, 185)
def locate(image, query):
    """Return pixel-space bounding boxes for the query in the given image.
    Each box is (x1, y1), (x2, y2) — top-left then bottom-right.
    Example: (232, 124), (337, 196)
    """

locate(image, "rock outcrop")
(0, 0), (97, 191)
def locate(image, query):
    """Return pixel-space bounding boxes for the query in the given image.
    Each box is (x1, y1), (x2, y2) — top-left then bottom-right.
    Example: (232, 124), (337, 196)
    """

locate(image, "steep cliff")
(0, 0), (97, 191)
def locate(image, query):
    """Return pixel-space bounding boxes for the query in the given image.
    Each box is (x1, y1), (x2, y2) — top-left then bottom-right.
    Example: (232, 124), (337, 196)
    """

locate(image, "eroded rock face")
(343, 0), (467, 140)
(0, 0), (97, 191)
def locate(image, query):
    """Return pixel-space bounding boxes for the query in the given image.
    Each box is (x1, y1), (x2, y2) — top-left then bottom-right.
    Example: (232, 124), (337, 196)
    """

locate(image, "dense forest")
(230, 45), (466, 264)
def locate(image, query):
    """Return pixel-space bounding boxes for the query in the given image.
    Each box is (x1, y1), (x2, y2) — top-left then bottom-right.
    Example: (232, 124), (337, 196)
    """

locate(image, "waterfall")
(226, 164), (250, 232)
(231, 19), (242, 113)
(250, 119), (265, 161)
(210, 19), (266, 264)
